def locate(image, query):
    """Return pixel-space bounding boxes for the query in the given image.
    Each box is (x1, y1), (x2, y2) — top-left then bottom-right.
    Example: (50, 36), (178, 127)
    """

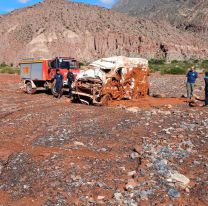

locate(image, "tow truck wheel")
(51, 84), (58, 97)
(100, 94), (112, 106)
(26, 82), (36, 94)
(51, 83), (63, 98)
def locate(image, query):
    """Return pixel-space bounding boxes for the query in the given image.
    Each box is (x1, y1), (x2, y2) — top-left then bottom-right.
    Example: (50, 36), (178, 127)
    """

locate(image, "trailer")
(20, 57), (80, 96)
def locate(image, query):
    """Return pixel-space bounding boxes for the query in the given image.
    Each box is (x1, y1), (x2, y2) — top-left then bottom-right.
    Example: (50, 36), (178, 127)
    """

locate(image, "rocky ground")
(149, 73), (205, 98)
(0, 74), (207, 206)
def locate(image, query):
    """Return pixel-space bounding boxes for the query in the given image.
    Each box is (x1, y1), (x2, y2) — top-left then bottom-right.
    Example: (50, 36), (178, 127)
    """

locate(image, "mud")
(0, 74), (207, 206)
(102, 66), (150, 101)
(74, 57), (150, 105)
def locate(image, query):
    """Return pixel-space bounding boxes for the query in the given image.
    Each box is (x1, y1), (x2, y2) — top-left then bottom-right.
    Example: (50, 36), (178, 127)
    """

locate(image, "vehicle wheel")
(71, 94), (79, 103)
(51, 83), (63, 98)
(100, 94), (112, 106)
(26, 82), (36, 94)
(51, 84), (58, 97)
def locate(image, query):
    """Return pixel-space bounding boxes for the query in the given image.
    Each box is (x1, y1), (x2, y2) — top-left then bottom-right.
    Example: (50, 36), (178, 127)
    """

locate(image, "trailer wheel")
(26, 82), (36, 94)
(100, 94), (112, 106)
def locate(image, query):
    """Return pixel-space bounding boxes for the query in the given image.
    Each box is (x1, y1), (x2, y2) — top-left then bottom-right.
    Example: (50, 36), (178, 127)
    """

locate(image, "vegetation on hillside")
(149, 59), (208, 74)
(0, 63), (20, 74)
(1, 59), (208, 75)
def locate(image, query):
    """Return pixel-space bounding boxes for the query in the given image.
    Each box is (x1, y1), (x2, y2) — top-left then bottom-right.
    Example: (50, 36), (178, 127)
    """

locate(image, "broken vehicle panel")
(72, 56), (150, 105)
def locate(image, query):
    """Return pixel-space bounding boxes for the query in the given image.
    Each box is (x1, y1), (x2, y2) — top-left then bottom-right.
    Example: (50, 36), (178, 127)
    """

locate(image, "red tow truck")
(20, 57), (80, 96)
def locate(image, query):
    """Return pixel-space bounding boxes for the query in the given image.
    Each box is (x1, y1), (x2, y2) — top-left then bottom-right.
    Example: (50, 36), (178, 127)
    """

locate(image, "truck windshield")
(60, 61), (70, 69)
(50, 59), (78, 69)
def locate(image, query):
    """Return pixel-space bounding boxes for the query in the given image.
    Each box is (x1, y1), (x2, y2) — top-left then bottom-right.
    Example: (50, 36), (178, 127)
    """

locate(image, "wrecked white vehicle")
(72, 56), (150, 105)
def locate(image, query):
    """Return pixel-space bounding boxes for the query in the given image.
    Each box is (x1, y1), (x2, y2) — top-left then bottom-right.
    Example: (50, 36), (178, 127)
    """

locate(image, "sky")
(0, 0), (116, 14)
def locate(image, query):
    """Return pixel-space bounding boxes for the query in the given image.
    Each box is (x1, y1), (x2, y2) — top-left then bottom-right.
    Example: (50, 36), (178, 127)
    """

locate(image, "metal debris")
(72, 56), (150, 105)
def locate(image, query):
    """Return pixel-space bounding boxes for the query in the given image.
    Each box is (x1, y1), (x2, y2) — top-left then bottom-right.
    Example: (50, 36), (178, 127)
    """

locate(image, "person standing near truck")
(186, 67), (198, 100)
(54, 69), (63, 98)
(204, 72), (208, 107)
(67, 68), (75, 98)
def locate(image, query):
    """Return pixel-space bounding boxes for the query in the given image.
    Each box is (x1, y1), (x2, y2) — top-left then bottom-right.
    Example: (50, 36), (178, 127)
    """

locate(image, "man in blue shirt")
(186, 67), (198, 99)
(54, 69), (63, 98)
(204, 72), (208, 107)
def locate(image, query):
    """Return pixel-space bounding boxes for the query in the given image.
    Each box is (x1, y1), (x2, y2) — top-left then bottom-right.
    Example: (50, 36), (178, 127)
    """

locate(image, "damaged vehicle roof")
(90, 56), (148, 70)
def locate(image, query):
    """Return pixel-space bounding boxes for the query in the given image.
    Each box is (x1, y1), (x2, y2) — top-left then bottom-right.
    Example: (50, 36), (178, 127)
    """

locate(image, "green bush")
(0, 62), (7, 67)
(0, 63), (19, 74)
(193, 59), (199, 64)
(149, 59), (203, 74)
(202, 60), (208, 68)
(149, 59), (165, 65)
(79, 62), (87, 67)
(149, 64), (160, 72)
(162, 67), (186, 75)
(171, 60), (179, 64)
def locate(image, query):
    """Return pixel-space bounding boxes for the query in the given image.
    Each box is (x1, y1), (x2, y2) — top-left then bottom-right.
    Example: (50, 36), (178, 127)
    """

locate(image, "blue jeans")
(186, 83), (195, 99)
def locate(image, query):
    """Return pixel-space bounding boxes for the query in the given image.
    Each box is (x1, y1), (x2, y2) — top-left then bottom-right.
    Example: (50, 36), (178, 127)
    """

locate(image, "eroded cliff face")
(0, 0), (208, 65)
(113, 0), (208, 34)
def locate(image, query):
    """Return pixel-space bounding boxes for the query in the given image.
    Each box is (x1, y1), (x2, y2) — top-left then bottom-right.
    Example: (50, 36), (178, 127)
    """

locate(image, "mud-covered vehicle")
(72, 56), (150, 105)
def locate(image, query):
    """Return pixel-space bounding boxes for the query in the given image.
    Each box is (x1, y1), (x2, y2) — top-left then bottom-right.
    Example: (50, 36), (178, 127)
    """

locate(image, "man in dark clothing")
(204, 72), (208, 107)
(54, 69), (63, 98)
(67, 69), (75, 98)
(186, 67), (198, 99)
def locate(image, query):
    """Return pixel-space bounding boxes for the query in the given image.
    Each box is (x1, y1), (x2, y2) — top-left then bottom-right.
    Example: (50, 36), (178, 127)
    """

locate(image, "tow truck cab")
(49, 57), (79, 85)
(20, 57), (80, 94)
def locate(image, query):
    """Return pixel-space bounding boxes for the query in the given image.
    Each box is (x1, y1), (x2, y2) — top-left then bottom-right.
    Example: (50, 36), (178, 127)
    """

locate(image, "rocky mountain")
(113, 0), (208, 33)
(0, 0), (208, 65)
